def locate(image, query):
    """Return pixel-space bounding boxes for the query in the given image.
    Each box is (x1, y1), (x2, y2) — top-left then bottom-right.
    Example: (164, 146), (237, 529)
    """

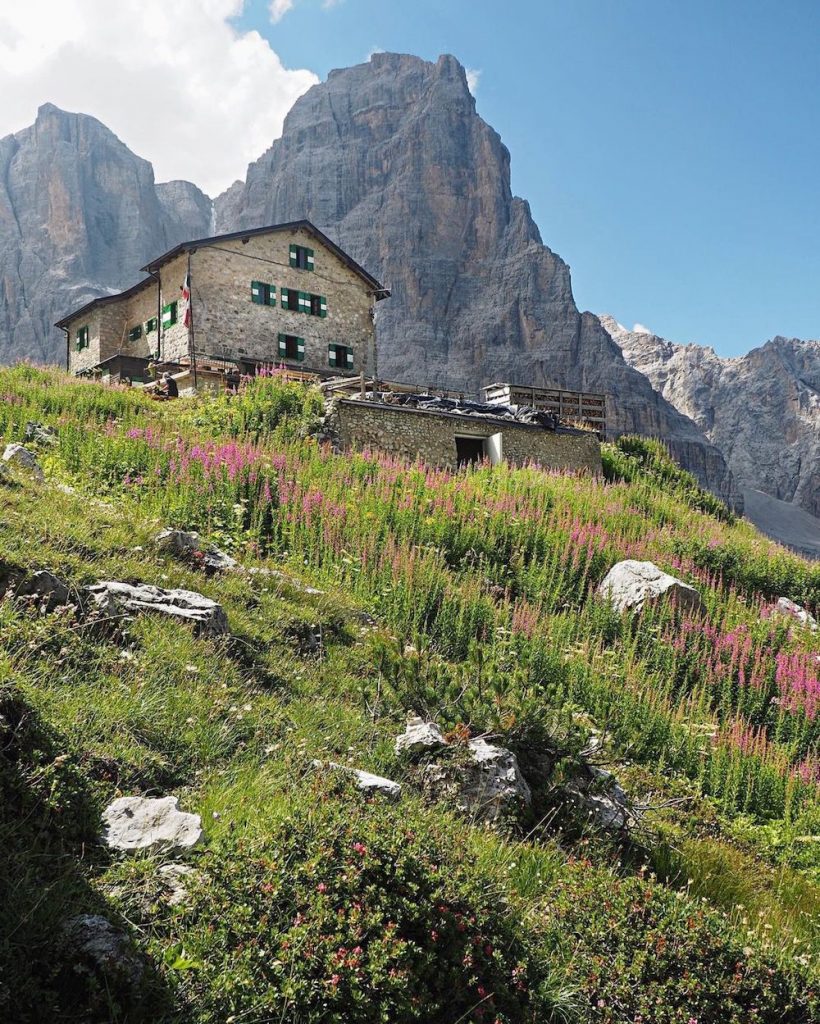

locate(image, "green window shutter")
(345, 347), (354, 369)
(296, 337), (305, 362)
(306, 247), (315, 270)
(319, 295), (327, 318)
(278, 333), (287, 357)
(328, 344), (337, 368)
(299, 291), (310, 314)
(251, 280), (263, 304)
(145, 317), (157, 334)
(128, 325), (142, 342)
(267, 284), (276, 306)
(289, 244), (298, 268)
(161, 301), (177, 326)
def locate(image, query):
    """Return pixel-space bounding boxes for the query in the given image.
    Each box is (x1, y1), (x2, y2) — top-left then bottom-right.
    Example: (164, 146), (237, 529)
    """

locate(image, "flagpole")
(187, 250), (198, 391)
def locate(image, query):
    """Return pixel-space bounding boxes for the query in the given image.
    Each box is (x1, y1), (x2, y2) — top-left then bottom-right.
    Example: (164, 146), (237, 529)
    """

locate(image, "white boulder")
(597, 559), (703, 615)
(2, 443), (44, 480)
(423, 737), (531, 823)
(395, 716), (447, 756)
(773, 597), (818, 632)
(316, 759), (402, 800)
(102, 795), (204, 854)
(86, 580), (228, 636)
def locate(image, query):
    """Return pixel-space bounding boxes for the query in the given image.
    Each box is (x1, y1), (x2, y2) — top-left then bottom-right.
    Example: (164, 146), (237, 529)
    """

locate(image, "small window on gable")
(289, 243), (315, 271)
(298, 292), (327, 317)
(328, 343), (353, 370)
(161, 301), (178, 327)
(128, 324), (142, 342)
(251, 280), (276, 306)
(145, 317), (158, 334)
(75, 325), (90, 351)
(278, 333), (305, 362)
(282, 287), (301, 312)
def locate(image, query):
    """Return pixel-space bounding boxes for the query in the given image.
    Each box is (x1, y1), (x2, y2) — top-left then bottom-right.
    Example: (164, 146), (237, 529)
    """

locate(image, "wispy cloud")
(466, 68), (481, 95)
(269, 0), (295, 22)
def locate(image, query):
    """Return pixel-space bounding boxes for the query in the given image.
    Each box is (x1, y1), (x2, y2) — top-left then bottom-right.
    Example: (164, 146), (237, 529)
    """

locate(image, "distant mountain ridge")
(600, 316), (820, 523)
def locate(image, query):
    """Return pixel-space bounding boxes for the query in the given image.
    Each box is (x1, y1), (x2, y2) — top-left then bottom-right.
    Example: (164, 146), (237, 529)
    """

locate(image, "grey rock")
(86, 580), (229, 635)
(2, 443), (44, 480)
(395, 716), (447, 756)
(154, 528), (238, 573)
(316, 759), (402, 800)
(565, 765), (636, 833)
(24, 421), (57, 445)
(423, 736), (531, 823)
(62, 914), (144, 997)
(21, 569), (70, 611)
(773, 597), (818, 632)
(158, 862), (199, 905)
(0, 103), (210, 365)
(102, 795), (204, 854)
(602, 316), (818, 521)
(598, 559), (703, 616)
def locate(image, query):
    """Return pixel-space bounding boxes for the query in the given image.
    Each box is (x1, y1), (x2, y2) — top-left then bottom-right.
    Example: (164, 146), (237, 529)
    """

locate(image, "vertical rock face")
(601, 316), (820, 520)
(214, 52), (739, 507)
(0, 104), (211, 365)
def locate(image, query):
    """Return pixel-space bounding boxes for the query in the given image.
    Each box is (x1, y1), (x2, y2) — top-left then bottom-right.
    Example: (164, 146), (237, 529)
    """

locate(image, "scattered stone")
(24, 421), (57, 446)
(597, 559), (703, 615)
(395, 716), (447, 756)
(314, 759), (402, 800)
(102, 795), (204, 854)
(423, 737), (531, 823)
(247, 566), (325, 594)
(154, 528), (238, 574)
(2, 443), (44, 481)
(773, 597), (818, 632)
(158, 863), (198, 905)
(86, 580), (229, 636)
(62, 914), (144, 1003)
(564, 765), (637, 833)
(20, 569), (70, 612)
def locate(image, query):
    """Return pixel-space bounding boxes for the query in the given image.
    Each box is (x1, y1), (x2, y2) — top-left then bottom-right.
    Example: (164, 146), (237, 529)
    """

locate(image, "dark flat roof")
(56, 219), (388, 329)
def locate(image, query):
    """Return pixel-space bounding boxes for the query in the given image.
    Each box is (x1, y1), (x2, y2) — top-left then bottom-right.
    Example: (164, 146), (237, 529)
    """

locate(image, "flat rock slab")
(395, 716), (447, 756)
(86, 580), (228, 636)
(155, 528), (238, 573)
(102, 796), (204, 854)
(315, 759), (402, 800)
(2, 443), (44, 480)
(63, 914), (144, 995)
(597, 559), (703, 616)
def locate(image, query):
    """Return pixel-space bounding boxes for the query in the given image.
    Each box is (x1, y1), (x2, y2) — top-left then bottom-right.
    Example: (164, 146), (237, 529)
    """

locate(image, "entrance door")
(455, 435), (486, 466)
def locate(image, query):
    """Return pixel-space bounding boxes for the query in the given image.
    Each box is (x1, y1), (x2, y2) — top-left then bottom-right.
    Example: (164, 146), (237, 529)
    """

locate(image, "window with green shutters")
(75, 325), (89, 351)
(251, 280), (276, 305)
(278, 333), (305, 362)
(128, 324), (142, 342)
(289, 244), (315, 271)
(145, 317), (158, 334)
(161, 301), (178, 327)
(281, 287), (301, 311)
(328, 343), (353, 370)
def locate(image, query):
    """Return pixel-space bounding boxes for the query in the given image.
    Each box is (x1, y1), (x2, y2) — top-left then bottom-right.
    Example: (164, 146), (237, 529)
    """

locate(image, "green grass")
(0, 366), (818, 1022)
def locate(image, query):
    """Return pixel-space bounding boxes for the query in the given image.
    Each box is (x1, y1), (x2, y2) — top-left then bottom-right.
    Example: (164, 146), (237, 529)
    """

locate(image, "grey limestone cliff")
(213, 52), (739, 506)
(601, 316), (820, 524)
(0, 104), (211, 365)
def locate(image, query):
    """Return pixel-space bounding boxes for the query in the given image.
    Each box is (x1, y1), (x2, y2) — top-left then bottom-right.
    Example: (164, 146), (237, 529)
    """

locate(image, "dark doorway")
(455, 435), (486, 467)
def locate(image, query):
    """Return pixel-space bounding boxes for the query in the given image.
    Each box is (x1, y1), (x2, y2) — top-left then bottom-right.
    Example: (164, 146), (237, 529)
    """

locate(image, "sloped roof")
(56, 219), (388, 329)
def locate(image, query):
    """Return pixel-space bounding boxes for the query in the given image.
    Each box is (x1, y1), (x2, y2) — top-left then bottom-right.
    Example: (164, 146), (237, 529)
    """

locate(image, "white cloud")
(0, 1), (319, 196)
(269, 0), (295, 22)
(465, 68), (481, 95)
(367, 45), (385, 60)
(633, 323), (653, 335)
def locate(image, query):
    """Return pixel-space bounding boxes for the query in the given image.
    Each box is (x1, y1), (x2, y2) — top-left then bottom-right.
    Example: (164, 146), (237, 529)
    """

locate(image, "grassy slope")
(0, 366), (818, 1023)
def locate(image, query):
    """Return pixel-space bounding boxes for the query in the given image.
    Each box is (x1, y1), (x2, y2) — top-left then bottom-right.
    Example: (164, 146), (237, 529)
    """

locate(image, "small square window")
(128, 324), (142, 342)
(161, 301), (177, 327)
(289, 244), (315, 271)
(75, 325), (90, 351)
(145, 317), (158, 333)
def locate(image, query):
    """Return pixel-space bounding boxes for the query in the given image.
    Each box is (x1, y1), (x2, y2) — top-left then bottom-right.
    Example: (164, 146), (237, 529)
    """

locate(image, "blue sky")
(235, 0), (820, 357)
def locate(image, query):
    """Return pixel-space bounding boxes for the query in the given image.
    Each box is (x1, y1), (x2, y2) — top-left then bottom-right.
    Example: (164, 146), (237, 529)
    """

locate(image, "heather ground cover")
(1, 365), (818, 1022)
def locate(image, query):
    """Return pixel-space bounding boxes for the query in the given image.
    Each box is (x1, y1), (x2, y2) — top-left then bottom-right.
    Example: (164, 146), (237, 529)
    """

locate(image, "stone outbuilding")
(56, 220), (389, 384)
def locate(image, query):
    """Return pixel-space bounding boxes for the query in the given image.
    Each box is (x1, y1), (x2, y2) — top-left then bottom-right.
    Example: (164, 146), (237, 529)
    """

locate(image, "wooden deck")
(481, 382), (607, 435)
